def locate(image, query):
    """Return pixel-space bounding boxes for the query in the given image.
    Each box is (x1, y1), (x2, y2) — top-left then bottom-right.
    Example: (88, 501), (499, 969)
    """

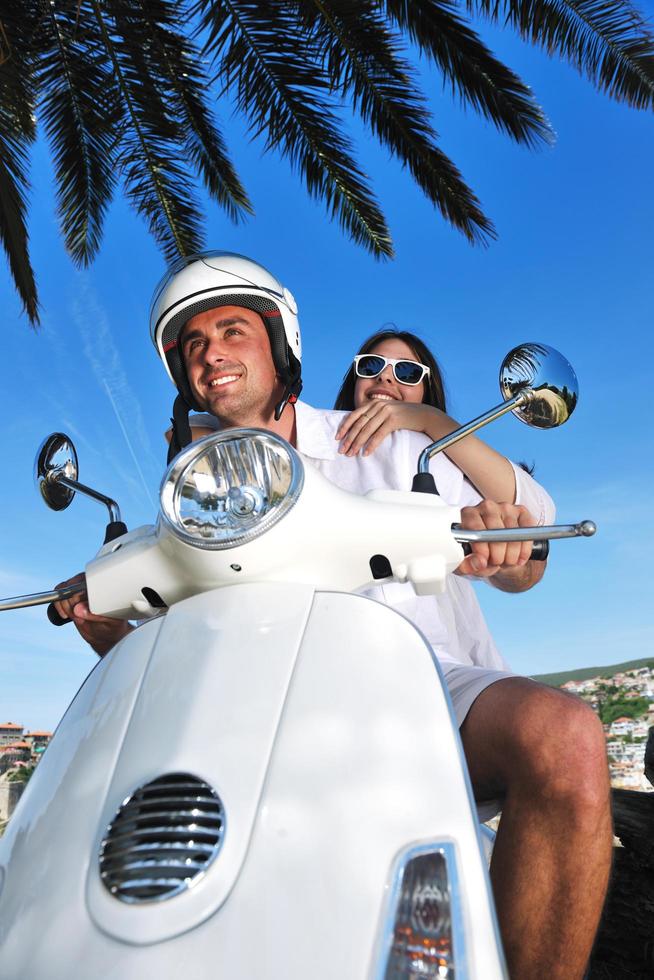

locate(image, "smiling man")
(180, 307), (287, 429)
(56, 252), (612, 980)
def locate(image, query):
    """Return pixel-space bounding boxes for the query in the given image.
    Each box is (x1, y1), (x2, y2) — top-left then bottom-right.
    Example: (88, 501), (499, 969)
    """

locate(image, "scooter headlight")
(160, 429), (304, 549)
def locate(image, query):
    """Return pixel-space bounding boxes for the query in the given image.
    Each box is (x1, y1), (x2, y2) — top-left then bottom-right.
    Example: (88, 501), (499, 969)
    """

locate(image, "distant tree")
(6, 766), (35, 783)
(2, 0), (654, 321)
(600, 698), (650, 725)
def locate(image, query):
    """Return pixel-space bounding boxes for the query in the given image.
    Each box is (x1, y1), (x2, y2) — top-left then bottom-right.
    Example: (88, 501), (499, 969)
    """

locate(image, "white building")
(611, 717), (636, 737)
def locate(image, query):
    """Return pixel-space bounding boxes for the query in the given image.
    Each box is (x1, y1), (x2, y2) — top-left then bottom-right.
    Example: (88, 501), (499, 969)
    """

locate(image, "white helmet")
(150, 251), (302, 414)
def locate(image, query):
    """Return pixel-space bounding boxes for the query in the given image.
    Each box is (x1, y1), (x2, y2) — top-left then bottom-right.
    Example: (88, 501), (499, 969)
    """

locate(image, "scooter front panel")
(0, 616), (163, 976)
(0, 589), (504, 979)
(86, 583), (316, 945)
(216, 590), (505, 979)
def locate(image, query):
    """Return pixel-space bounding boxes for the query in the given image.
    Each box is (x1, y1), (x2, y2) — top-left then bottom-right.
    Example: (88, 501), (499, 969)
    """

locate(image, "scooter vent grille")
(99, 773), (225, 903)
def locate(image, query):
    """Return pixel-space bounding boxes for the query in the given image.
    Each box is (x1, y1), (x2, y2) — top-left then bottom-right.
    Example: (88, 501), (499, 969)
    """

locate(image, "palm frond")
(0, 3), (40, 322)
(91, 0), (204, 260)
(383, 0), (554, 145)
(37, 1), (121, 265)
(471, 0), (654, 108)
(135, 0), (254, 223)
(0, 150), (39, 324)
(196, 0), (393, 257)
(298, 0), (494, 243)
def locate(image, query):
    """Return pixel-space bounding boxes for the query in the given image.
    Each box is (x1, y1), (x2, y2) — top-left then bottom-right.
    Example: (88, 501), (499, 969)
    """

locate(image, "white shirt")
(191, 401), (556, 671)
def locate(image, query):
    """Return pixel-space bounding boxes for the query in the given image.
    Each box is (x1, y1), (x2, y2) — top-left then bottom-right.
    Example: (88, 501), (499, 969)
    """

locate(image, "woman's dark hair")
(333, 329), (447, 411)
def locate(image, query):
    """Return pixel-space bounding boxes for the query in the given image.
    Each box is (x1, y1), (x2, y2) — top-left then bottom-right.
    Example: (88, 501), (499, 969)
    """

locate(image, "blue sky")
(1, 23), (653, 731)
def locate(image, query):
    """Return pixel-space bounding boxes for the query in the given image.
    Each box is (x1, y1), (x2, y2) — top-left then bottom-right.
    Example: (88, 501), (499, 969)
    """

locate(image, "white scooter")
(0, 344), (594, 980)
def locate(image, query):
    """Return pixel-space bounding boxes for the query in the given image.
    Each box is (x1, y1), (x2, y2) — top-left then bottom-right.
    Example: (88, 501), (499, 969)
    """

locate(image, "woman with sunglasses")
(334, 329), (519, 504)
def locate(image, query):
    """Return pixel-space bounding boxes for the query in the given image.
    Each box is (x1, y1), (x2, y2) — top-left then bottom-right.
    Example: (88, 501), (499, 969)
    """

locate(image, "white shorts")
(441, 662), (515, 823)
(442, 662), (515, 728)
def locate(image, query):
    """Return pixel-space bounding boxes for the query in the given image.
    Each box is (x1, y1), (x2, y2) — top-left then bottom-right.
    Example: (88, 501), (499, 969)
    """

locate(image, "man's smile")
(207, 373), (241, 388)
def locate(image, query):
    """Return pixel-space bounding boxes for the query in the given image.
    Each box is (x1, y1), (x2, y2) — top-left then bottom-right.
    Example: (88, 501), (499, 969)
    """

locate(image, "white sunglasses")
(354, 354), (430, 386)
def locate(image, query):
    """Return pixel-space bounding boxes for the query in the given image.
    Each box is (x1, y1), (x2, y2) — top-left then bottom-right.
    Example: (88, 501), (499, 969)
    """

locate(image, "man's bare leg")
(461, 677), (612, 980)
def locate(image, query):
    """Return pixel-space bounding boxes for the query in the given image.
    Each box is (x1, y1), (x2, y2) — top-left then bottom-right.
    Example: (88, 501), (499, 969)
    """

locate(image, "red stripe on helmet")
(163, 339), (178, 352)
(264, 309), (281, 316)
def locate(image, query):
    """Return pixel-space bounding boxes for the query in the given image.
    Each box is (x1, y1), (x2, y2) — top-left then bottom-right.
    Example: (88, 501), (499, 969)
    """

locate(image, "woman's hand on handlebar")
(455, 501), (537, 579)
(53, 573), (133, 657)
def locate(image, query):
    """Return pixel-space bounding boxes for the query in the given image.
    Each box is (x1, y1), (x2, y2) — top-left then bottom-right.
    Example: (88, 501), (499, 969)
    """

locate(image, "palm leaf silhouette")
(1, 0), (652, 320)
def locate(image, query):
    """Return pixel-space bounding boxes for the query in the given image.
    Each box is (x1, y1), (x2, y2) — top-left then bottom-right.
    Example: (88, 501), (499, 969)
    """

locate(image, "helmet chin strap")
(274, 378), (302, 421)
(167, 393), (193, 464)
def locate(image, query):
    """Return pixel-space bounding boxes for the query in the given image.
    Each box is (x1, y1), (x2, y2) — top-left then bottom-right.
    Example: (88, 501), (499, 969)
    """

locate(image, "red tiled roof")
(2, 741), (30, 750)
(25, 731), (52, 738)
(0, 722), (23, 730)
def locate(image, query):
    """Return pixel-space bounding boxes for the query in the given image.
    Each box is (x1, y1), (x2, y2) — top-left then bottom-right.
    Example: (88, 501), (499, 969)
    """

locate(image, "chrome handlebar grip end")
(452, 520), (598, 545)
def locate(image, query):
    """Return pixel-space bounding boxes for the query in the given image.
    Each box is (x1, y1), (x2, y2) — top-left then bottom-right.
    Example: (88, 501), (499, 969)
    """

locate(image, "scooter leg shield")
(0, 586), (504, 979)
(212, 591), (505, 980)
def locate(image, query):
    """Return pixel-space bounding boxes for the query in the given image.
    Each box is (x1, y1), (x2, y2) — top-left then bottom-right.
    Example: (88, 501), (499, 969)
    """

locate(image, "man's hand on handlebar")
(455, 501), (545, 592)
(53, 573), (133, 657)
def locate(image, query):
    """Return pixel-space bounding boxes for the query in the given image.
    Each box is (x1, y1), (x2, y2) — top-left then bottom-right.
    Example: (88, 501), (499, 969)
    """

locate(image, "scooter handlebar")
(453, 520), (596, 563)
(46, 580), (88, 626)
(459, 538), (549, 561)
(47, 603), (71, 626)
(0, 581), (85, 625)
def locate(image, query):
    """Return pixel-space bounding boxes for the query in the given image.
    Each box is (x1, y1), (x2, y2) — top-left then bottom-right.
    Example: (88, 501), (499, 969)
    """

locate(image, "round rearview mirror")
(499, 343), (579, 428)
(34, 433), (79, 511)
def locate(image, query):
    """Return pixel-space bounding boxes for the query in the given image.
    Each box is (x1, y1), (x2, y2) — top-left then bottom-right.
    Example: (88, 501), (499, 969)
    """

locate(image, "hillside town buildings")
(0, 722), (24, 746)
(0, 723), (52, 775)
(0, 723), (53, 823)
(560, 666), (654, 791)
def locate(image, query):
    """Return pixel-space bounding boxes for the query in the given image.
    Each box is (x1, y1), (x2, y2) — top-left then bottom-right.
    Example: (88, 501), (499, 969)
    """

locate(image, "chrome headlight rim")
(159, 427), (304, 551)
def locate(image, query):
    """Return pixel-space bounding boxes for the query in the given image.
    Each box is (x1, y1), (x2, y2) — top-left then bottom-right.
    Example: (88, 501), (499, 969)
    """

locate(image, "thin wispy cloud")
(0, 563), (55, 595)
(101, 378), (156, 511)
(72, 275), (159, 510)
(11, 312), (117, 482)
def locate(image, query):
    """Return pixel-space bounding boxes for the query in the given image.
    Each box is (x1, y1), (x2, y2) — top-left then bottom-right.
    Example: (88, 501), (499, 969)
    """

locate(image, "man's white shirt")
(191, 401), (556, 672)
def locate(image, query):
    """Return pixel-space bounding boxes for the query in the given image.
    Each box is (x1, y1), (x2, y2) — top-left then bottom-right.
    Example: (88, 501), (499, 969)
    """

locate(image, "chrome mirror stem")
(417, 391), (533, 474)
(54, 475), (122, 524)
